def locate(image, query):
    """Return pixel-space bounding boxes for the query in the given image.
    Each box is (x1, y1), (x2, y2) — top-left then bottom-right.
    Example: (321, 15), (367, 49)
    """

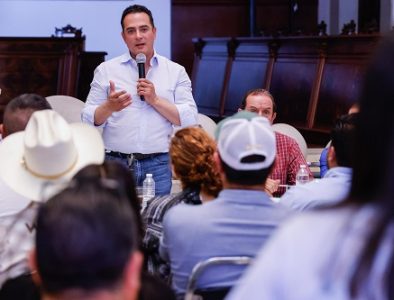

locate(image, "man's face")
(121, 12), (156, 60)
(244, 94), (276, 123)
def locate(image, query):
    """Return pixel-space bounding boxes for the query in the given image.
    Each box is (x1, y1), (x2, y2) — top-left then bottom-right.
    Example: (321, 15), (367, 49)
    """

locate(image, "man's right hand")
(106, 80), (132, 112)
(94, 81), (132, 126)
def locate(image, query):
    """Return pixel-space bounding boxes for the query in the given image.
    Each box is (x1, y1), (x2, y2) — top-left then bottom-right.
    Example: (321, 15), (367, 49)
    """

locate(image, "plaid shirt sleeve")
(141, 188), (201, 281)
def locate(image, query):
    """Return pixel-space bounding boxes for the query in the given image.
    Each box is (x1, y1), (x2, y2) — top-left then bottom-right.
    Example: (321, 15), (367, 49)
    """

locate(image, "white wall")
(318, 0), (358, 34)
(0, 0), (171, 60)
(338, 0), (358, 32)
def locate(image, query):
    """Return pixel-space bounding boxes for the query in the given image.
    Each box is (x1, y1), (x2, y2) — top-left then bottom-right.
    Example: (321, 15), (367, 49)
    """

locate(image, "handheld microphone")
(136, 53), (146, 101)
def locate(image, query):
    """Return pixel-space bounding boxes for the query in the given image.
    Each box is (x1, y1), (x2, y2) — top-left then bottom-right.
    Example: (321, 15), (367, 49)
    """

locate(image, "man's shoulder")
(156, 53), (184, 70)
(163, 198), (214, 226)
(97, 53), (130, 68)
(0, 179), (31, 218)
(281, 180), (323, 204)
(275, 131), (298, 145)
(166, 201), (204, 217)
(281, 175), (351, 210)
(143, 193), (186, 224)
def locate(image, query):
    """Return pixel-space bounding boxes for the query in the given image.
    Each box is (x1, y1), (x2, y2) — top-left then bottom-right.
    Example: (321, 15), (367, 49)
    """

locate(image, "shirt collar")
(218, 188), (273, 205)
(324, 166), (353, 178)
(120, 50), (159, 67)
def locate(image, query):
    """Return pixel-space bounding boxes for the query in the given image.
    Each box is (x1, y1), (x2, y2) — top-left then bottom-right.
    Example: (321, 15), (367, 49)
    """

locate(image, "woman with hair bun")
(142, 126), (222, 280)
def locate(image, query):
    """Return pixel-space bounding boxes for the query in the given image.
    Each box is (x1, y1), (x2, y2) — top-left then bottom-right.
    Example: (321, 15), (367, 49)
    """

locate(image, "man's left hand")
(264, 178), (280, 196)
(137, 78), (159, 105)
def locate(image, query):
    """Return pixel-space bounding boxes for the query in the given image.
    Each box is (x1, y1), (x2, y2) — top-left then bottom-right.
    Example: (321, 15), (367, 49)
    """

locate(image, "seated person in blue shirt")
(159, 111), (290, 297)
(82, 4), (198, 196)
(281, 113), (358, 211)
(320, 103), (359, 177)
(226, 31), (394, 300)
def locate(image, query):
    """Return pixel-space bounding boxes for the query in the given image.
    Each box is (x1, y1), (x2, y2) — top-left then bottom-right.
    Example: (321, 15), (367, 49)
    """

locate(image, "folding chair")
(184, 256), (253, 300)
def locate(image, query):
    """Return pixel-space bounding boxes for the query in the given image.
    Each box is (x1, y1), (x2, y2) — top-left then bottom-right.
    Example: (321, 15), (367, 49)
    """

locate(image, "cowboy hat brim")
(0, 123), (104, 202)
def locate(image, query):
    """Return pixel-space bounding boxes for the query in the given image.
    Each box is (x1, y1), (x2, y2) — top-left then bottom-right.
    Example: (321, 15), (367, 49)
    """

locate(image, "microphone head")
(136, 53), (146, 64)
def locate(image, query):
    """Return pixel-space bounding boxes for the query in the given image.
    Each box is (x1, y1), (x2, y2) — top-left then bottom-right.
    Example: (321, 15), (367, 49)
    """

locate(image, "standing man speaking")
(82, 5), (198, 195)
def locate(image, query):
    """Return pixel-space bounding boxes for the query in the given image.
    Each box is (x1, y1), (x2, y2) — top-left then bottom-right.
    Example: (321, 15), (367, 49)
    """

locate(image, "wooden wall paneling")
(190, 38), (204, 95)
(0, 37), (85, 122)
(269, 38), (320, 128)
(172, 2), (249, 75)
(0, 53), (60, 100)
(190, 34), (380, 146)
(315, 58), (365, 130)
(191, 38), (231, 117)
(314, 35), (379, 130)
(77, 51), (107, 101)
(172, 0), (318, 75)
(223, 37), (270, 116)
(58, 42), (82, 95)
(219, 38), (238, 116)
(264, 39), (279, 89)
(306, 40), (326, 129)
(255, 0), (318, 35)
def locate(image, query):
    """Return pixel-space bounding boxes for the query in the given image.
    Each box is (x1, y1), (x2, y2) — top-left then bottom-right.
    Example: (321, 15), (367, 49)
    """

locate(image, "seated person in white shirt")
(281, 113), (358, 211)
(0, 110), (104, 287)
(0, 93), (52, 219)
(0, 94), (51, 287)
(319, 103), (359, 177)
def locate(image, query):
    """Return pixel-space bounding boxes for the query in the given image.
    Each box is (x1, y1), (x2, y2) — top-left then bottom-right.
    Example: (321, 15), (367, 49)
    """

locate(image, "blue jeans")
(105, 153), (172, 196)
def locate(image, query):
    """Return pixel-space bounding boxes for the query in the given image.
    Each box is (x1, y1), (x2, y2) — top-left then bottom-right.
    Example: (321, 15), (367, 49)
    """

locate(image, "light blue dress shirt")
(280, 166), (352, 211)
(226, 205), (391, 300)
(82, 51), (198, 154)
(159, 189), (290, 295)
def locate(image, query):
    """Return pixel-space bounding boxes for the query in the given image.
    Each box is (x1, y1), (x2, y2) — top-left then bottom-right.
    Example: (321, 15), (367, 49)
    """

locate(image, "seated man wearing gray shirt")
(281, 113), (358, 211)
(159, 111), (290, 297)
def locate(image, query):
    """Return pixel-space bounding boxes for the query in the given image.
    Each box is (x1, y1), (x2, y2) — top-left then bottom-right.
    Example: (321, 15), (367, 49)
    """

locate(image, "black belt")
(105, 151), (165, 160)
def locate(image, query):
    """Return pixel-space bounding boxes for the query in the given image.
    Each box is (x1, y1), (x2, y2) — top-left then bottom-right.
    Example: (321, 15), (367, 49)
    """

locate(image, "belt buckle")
(127, 154), (134, 167)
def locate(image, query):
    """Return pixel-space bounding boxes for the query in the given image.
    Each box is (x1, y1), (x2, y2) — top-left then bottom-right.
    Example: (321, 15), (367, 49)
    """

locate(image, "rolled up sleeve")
(173, 67), (198, 127)
(81, 65), (109, 128)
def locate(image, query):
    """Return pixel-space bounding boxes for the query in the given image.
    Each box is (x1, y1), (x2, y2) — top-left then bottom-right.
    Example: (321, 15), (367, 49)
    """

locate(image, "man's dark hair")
(330, 113), (358, 168)
(121, 4), (155, 30)
(35, 178), (139, 294)
(240, 88), (277, 113)
(219, 154), (274, 186)
(3, 93), (51, 136)
(73, 161), (144, 243)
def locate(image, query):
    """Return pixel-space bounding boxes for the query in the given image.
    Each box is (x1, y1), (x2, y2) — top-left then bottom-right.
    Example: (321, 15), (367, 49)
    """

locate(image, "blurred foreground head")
(350, 32), (394, 202)
(31, 178), (143, 300)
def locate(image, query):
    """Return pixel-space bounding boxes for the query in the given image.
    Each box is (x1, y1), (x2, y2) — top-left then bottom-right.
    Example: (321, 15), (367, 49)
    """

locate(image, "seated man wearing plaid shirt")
(239, 89), (312, 197)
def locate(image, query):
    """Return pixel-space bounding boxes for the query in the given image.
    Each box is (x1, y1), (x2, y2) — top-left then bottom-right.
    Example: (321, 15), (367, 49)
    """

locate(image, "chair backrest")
(272, 123), (308, 159)
(197, 113), (217, 139)
(184, 256), (253, 300)
(46, 95), (85, 123)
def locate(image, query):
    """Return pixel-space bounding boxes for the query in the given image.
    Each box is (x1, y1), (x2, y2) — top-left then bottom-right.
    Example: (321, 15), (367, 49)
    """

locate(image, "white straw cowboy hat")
(0, 109), (104, 201)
